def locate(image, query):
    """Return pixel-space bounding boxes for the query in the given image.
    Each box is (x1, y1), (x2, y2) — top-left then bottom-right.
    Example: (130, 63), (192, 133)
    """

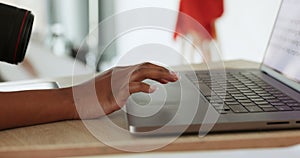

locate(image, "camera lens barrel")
(0, 3), (34, 64)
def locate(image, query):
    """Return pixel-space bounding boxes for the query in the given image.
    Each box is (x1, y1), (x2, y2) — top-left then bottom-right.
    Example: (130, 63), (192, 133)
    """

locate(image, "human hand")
(73, 62), (179, 119)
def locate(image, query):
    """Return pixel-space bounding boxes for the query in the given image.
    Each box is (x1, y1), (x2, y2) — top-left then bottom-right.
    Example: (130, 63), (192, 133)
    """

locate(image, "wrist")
(58, 87), (78, 120)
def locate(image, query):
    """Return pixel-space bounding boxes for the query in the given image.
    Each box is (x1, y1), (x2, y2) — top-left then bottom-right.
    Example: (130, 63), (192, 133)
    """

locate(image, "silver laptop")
(126, 0), (300, 134)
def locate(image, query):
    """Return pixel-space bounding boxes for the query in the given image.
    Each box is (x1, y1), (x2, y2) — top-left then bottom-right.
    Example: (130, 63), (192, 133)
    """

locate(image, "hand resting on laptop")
(0, 62), (178, 130)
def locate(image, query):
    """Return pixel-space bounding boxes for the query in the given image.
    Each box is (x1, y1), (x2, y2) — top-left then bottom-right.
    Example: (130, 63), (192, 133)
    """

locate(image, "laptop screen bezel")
(260, 0), (300, 92)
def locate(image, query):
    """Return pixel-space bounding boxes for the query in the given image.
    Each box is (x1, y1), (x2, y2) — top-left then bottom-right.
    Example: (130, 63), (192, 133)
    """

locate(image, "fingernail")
(161, 79), (169, 83)
(169, 71), (179, 80)
(149, 85), (158, 92)
(169, 70), (176, 75)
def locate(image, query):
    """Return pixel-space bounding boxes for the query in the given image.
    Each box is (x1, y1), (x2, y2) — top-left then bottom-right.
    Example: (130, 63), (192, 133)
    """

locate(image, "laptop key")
(259, 93), (272, 97)
(244, 92), (256, 96)
(254, 101), (269, 105)
(250, 98), (265, 102)
(282, 100), (297, 104)
(248, 95), (261, 99)
(248, 85), (260, 89)
(234, 96), (248, 100)
(278, 96), (292, 100)
(275, 106), (293, 111)
(225, 101), (240, 105)
(262, 107), (278, 112)
(258, 104), (273, 108)
(238, 99), (252, 103)
(234, 85), (245, 88)
(223, 106), (231, 110)
(292, 107), (300, 111)
(266, 99), (280, 103)
(214, 105), (230, 110)
(245, 106), (263, 112)
(240, 90), (253, 93)
(224, 98), (235, 102)
(268, 90), (281, 94)
(253, 89), (266, 93)
(210, 99), (224, 104)
(242, 103), (257, 107)
(270, 102), (285, 106)
(229, 105), (248, 113)
(262, 96), (276, 99)
(231, 93), (245, 97)
(237, 87), (250, 91)
(245, 83), (256, 86)
(287, 103), (300, 107)
(252, 88), (264, 92)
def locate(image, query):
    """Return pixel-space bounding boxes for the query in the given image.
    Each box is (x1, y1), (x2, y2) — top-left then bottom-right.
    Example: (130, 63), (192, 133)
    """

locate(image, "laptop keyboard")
(186, 71), (300, 114)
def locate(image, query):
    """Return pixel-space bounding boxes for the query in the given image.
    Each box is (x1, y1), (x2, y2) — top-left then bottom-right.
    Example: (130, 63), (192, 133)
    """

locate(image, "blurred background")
(0, 0), (281, 81)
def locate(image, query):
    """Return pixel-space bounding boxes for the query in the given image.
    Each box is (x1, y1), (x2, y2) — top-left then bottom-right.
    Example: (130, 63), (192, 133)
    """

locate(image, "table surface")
(2, 60), (300, 157)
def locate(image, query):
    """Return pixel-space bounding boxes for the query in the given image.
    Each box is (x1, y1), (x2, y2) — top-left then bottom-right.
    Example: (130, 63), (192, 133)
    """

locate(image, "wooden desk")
(1, 60), (300, 157)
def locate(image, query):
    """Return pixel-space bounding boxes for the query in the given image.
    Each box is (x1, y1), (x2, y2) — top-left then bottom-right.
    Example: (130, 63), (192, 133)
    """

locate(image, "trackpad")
(126, 76), (207, 127)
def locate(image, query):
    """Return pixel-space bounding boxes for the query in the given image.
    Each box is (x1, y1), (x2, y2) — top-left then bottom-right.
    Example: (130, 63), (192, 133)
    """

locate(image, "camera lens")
(0, 3), (34, 64)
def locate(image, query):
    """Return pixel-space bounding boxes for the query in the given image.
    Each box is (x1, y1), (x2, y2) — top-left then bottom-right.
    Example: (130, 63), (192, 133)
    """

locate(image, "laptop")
(126, 0), (300, 135)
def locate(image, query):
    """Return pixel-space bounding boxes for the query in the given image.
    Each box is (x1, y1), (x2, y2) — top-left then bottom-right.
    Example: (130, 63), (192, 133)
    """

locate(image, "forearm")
(0, 88), (75, 130)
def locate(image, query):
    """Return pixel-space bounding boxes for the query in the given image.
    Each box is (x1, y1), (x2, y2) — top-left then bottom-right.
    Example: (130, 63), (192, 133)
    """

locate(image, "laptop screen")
(262, 0), (300, 90)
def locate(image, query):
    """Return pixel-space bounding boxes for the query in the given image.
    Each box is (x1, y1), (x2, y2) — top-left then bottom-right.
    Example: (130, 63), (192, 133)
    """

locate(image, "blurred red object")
(174, 0), (224, 40)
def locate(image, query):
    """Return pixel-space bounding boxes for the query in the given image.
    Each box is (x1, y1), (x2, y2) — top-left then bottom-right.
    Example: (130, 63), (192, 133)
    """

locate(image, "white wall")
(216, 0), (281, 62)
(113, 0), (181, 67)
(114, 0), (282, 66)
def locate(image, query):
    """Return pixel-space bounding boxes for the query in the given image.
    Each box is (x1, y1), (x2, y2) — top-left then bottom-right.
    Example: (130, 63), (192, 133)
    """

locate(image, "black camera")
(0, 3), (34, 64)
